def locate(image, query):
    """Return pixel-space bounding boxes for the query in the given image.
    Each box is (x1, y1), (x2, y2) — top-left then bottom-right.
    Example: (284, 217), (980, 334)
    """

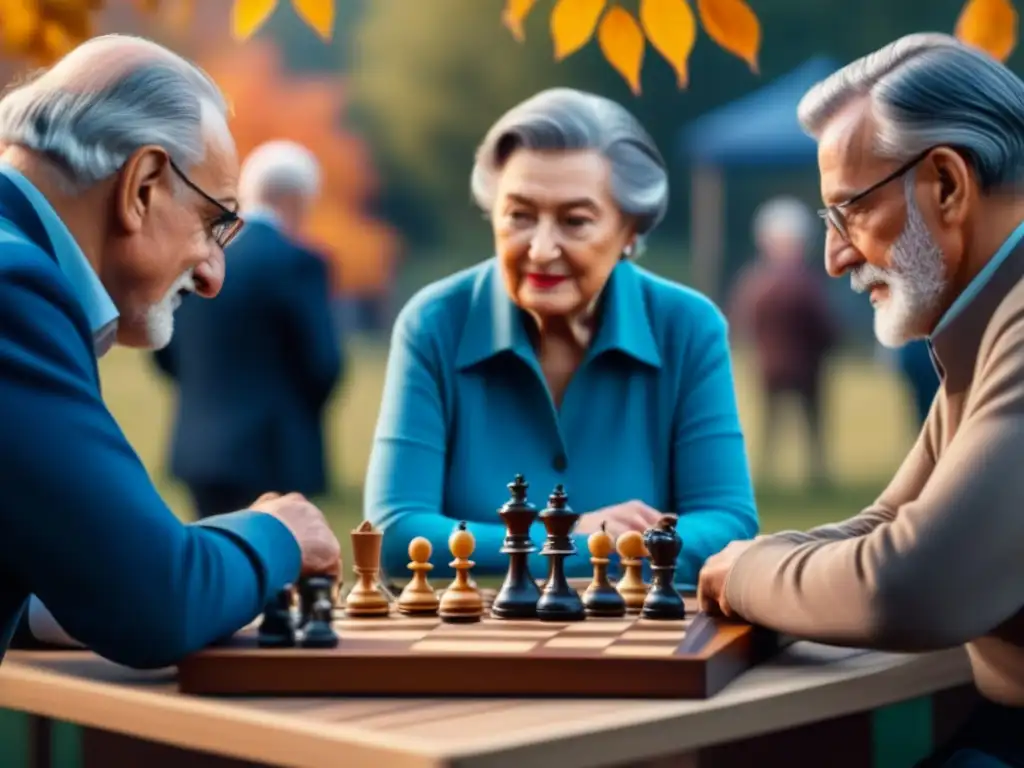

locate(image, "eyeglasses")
(818, 148), (934, 242)
(168, 157), (243, 248)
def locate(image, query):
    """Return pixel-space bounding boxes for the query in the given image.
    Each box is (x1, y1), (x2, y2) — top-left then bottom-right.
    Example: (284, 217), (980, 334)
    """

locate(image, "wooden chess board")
(176, 590), (785, 699)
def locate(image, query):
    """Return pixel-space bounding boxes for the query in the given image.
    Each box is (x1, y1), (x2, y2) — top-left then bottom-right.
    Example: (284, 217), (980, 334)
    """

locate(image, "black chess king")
(492, 474), (542, 619)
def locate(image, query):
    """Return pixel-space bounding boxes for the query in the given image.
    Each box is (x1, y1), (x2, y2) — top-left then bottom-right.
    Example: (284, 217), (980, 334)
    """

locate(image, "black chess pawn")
(257, 584), (296, 648)
(492, 474), (542, 619)
(641, 515), (686, 620)
(300, 576), (340, 648)
(536, 484), (585, 622)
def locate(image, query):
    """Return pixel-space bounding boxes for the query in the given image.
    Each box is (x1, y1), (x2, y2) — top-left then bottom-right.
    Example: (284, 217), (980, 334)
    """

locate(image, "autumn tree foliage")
(195, 40), (399, 295)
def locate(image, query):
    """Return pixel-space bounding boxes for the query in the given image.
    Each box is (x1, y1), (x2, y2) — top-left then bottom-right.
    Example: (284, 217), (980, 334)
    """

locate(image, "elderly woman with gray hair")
(364, 88), (758, 585)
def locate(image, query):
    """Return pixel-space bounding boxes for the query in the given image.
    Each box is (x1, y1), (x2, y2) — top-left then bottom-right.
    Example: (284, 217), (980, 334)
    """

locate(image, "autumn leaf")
(292, 0), (334, 41)
(639, 0), (696, 87)
(696, 0), (761, 73)
(231, 0), (277, 39)
(955, 0), (1018, 61)
(0, 0), (40, 51)
(550, 0), (607, 61)
(597, 5), (645, 94)
(503, 0), (538, 42)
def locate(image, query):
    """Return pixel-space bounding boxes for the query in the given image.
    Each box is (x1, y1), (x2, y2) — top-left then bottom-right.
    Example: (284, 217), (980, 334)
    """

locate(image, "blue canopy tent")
(677, 56), (840, 298)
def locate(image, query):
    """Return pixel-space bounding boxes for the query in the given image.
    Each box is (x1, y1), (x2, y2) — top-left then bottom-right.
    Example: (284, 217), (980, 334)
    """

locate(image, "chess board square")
(618, 629), (687, 642)
(339, 630), (430, 642)
(556, 621), (633, 634)
(431, 628), (558, 640)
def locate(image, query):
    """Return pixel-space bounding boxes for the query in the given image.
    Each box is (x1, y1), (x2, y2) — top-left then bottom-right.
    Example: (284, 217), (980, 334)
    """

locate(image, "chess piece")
(615, 530), (649, 613)
(344, 520), (389, 617)
(536, 485), (585, 622)
(257, 584), (296, 648)
(641, 515), (686, 620)
(301, 576), (340, 648)
(398, 537), (440, 615)
(581, 522), (626, 617)
(492, 474), (541, 619)
(439, 522), (484, 623)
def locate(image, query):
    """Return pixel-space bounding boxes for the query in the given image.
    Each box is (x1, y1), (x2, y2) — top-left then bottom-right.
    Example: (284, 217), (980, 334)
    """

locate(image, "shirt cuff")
(195, 510), (302, 603)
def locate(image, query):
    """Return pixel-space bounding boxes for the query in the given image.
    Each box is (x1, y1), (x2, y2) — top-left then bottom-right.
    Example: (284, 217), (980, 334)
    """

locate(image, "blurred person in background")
(154, 140), (343, 519)
(364, 88), (758, 586)
(727, 195), (839, 487)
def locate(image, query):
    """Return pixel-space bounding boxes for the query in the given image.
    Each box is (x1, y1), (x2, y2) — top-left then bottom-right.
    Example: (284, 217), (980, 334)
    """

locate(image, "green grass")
(97, 339), (920, 569)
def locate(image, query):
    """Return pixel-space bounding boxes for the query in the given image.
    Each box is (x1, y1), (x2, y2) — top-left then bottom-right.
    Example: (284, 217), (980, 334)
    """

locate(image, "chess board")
(176, 590), (784, 699)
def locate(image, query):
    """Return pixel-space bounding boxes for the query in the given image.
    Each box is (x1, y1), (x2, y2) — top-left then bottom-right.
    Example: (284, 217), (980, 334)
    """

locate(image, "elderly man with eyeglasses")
(0, 35), (340, 669)
(698, 34), (1024, 767)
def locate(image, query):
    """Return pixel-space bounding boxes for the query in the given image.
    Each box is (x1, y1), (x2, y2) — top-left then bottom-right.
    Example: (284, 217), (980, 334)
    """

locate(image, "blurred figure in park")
(154, 140), (343, 519)
(364, 88), (758, 586)
(727, 196), (839, 487)
(0, 36), (338, 666)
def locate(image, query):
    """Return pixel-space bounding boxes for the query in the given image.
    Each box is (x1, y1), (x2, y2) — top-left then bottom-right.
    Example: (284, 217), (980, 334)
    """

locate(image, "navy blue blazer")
(0, 176), (301, 668)
(153, 217), (342, 497)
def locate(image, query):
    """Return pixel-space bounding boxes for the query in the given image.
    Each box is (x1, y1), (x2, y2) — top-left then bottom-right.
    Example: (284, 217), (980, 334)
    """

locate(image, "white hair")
(470, 88), (668, 254)
(0, 35), (229, 194)
(797, 33), (1024, 191)
(753, 196), (814, 243)
(239, 140), (321, 201)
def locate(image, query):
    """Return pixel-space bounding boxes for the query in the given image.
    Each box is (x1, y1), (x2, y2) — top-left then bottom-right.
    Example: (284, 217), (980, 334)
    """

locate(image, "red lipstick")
(525, 273), (568, 289)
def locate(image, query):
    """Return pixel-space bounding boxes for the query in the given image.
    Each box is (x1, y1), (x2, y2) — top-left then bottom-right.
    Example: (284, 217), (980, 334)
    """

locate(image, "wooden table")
(0, 643), (980, 768)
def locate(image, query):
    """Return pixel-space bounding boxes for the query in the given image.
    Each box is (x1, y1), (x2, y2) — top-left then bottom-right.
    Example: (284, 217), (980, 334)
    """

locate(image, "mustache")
(850, 264), (893, 293)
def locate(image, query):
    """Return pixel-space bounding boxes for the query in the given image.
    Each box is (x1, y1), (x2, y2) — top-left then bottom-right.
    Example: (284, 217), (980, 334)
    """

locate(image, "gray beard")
(850, 186), (948, 348)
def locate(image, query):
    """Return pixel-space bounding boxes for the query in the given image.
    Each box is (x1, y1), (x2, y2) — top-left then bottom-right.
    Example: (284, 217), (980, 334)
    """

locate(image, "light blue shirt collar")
(0, 165), (119, 354)
(933, 218), (1024, 335)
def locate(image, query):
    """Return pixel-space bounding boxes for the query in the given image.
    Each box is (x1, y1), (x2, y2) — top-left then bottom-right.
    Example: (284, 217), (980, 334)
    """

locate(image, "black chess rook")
(536, 484), (585, 622)
(641, 515), (686, 620)
(492, 474), (542, 619)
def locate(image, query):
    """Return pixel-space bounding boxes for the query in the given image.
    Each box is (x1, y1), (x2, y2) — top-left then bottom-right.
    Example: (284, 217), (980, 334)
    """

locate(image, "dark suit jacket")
(0, 176), (301, 669)
(154, 218), (342, 497)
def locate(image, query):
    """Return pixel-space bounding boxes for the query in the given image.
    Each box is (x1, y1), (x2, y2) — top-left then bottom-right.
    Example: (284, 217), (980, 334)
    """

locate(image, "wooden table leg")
(28, 715), (51, 768)
(81, 728), (266, 768)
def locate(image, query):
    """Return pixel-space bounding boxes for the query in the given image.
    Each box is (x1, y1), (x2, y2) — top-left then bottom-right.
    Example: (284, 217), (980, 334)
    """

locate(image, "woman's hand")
(576, 500), (666, 540)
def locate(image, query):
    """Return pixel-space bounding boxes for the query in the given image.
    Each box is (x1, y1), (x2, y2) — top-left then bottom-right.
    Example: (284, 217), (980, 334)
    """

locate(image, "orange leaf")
(639, 0), (697, 88)
(696, 0), (761, 73)
(0, 0), (41, 52)
(503, 0), (538, 42)
(550, 0), (608, 61)
(597, 5), (645, 95)
(291, 0), (334, 41)
(231, 0), (278, 39)
(955, 0), (1018, 62)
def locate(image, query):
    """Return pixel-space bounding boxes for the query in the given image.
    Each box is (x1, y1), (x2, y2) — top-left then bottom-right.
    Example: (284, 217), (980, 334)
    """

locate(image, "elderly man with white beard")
(0, 34), (341, 668)
(697, 33), (1024, 767)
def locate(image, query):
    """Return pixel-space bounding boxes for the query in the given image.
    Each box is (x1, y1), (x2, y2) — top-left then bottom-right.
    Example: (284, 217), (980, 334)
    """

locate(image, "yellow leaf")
(291, 0), (335, 41)
(639, 0), (697, 88)
(955, 0), (1018, 62)
(503, 0), (538, 42)
(696, 0), (761, 73)
(0, 0), (41, 52)
(550, 0), (608, 61)
(39, 21), (76, 61)
(597, 5), (645, 95)
(231, 0), (278, 40)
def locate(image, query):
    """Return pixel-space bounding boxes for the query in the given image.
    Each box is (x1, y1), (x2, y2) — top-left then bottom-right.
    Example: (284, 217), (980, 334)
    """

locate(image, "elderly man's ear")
(114, 146), (171, 234)
(928, 147), (974, 227)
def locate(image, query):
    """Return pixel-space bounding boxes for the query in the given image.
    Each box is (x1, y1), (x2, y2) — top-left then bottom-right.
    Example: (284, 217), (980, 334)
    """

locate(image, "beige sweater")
(725, 240), (1024, 706)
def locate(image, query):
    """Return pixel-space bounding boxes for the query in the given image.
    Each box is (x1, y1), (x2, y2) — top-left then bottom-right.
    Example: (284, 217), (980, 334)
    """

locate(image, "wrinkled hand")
(575, 500), (667, 540)
(251, 492), (341, 577)
(697, 540), (758, 617)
